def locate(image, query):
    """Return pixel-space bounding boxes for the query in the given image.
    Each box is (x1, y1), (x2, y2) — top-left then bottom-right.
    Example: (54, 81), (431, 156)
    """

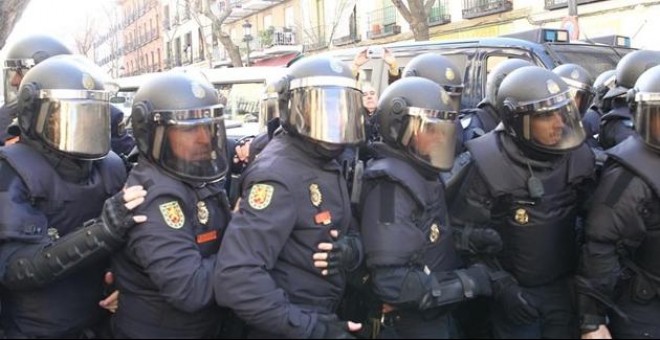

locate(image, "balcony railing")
(333, 33), (361, 47)
(367, 5), (401, 40)
(462, 0), (512, 19)
(544, 0), (605, 10)
(258, 26), (296, 48)
(428, 0), (451, 26)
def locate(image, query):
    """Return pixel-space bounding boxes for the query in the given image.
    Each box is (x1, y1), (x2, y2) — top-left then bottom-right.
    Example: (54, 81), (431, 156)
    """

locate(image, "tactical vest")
(0, 143), (126, 337)
(607, 137), (660, 279)
(467, 133), (594, 287)
(363, 156), (460, 273)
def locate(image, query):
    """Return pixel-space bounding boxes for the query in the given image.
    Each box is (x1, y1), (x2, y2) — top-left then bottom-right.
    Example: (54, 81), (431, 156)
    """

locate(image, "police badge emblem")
(515, 208), (529, 225)
(197, 201), (209, 225)
(159, 201), (185, 229)
(309, 183), (322, 207)
(445, 67), (455, 81)
(248, 184), (274, 210)
(429, 223), (440, 243)
(82, 73), (95, 90)
(191, 82), (206, 98)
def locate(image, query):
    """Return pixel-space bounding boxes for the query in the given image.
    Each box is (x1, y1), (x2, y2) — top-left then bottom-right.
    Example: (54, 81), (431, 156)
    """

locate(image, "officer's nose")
(193, 125), (212, 143)
(551, 111), (565, 128)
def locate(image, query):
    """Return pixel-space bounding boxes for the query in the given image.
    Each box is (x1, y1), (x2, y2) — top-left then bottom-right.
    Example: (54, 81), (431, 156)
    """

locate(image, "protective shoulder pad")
(363, 157), (431, 206)
(607, 136), (660, 197)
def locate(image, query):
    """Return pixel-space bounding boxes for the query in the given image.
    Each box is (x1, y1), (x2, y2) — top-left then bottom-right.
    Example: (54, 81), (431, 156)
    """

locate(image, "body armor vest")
(0, 143), (125, 337)
(467, 132), (593, 286)
(607, 136), (660, 279)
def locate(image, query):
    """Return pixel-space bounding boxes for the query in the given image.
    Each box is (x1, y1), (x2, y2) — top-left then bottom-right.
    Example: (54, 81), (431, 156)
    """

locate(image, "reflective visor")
(3, 68), (25, 105)
(519, 95), (585, 152)
(635, 94), (660, 151)
(288, 86), (365, 145)
(259, 92), (280, 133)
(401, 107), (457, 171)
(35, 92), (112, 159)
(154, 106), (228, 182)
(569, 87), (596, 117)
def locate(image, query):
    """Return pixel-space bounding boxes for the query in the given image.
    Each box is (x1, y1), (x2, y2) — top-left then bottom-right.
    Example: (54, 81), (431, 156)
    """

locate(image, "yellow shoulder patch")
(159, 201), (185, 229)
(248, 184), (274, 210)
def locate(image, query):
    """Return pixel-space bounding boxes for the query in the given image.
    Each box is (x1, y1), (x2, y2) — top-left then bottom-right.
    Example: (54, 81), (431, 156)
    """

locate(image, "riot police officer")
(599, 50), (660, 149)
(0, 34), (72, 145)
(582, 69), (615, 150)
(359, 76), (498, 338)
(552, 63), (595, 118)
(110, 71), (238, 338)
(578, 65), (660, 339)
(450, 66), (595, 338)
(0, 55), (145, 338)
(461, 58), (533, 142)
(214, 55), (365, 338)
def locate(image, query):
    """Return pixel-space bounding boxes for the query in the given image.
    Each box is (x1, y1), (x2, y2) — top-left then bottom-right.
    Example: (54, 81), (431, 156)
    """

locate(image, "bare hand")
(383, 48), (397, 66)
(353, 48), (369, 68)
(99, 272), (119, 313)
(581, 325), (612, 339)
(234, 139), (252, 164)
(313, 229), (340, 276)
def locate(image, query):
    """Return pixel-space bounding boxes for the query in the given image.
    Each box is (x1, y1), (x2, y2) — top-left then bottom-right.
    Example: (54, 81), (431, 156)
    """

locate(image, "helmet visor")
(156, 107), (228, 182)
(568, 87), (595, 117)
(517, 93), (586, 152)
(635, 93), (660, 150)
(402, 107), (457, 171)
(259, 92), (280, 133)
(288, 86), (365, 145)
(35, 90), (111, 159)
(3, 68), (25, 105)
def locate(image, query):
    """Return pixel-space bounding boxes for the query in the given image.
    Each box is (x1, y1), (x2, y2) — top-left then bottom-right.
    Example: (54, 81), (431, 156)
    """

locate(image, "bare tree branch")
(424, 0), (438, 14)
(200, 0), (242, 67)
(390, 0), (412, 23)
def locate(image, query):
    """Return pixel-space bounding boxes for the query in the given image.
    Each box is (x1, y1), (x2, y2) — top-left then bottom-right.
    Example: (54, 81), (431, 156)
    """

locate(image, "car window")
(548, 44), (626, 80)
(216, 82), (263, 123)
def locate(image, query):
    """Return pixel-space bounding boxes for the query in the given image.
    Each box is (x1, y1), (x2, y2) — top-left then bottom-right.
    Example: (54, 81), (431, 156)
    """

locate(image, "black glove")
(455, 226), (503, 255)
(492, 272), (539, 325)
(326, 234), (360, 275)
(309, 314), (355, 339)
(102, 190), (137, 239)
(460, 263), (493, 297)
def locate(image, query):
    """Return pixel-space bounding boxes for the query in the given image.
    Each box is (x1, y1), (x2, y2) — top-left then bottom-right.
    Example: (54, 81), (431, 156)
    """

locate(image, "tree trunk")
(0, 0), (31, 48)
(218, 30), (242, 67)
(411, 19), (430, 41)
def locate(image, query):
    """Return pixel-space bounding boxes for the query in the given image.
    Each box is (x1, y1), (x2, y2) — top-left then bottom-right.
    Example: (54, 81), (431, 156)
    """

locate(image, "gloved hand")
(309, 314), (356, 339)
(314, 230), (360, 276)
(102, 185), (147, 239)
(460, 263), (493, 298)
(455, 226), (503, 255)
(492, 272), (539, 324)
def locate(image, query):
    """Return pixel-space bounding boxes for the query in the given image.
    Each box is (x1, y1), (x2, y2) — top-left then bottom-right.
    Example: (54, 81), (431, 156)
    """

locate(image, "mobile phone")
(367, 46), (385, 59)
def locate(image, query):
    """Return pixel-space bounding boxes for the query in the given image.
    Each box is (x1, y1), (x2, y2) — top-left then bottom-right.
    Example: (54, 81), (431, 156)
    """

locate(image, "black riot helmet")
(402, 53), (463, 111)
(17, 55), (113, 160)
(131, 71), (228, 183)
(552, 63), (595, 117)
(605, 50), (660, 99)
(278, 55), (365, 146)
(497, 66), (585, 154)
(630, 65), (660, 152)
(592, 69), (616, 111)
(378, 77), (458, 171)
(483, 58), (534, 107)
(3, 35), (73, 105)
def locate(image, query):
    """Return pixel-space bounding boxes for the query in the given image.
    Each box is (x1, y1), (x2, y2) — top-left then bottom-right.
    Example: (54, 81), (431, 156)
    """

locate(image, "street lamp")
(242, 20), (253, 67)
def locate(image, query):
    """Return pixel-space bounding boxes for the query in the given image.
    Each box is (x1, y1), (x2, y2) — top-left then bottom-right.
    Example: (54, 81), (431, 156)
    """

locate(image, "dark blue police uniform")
(111, 159), (232, 338)
(214, 133), (360, 338)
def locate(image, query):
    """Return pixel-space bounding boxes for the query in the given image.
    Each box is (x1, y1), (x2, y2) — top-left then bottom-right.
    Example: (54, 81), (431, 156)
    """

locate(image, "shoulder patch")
(248, 184), (274, 210)
(159, 201), (185, 229)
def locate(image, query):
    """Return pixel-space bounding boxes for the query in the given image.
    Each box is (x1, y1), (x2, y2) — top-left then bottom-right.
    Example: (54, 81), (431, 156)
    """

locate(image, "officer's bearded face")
(167, 125), (214, 162)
